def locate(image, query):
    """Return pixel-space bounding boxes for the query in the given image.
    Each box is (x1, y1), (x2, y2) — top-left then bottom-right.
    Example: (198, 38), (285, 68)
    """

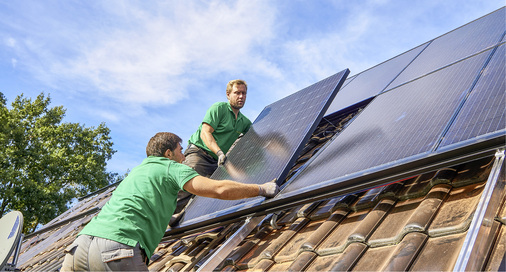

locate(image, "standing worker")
(61, 132), (279, 271)
(171, 79), (253, 223)
(184, 79), (252, 177)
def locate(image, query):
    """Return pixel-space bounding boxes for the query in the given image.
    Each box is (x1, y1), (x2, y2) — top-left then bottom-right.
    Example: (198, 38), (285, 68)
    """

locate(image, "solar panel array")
(178, 69), (349, 227)
(274, 8), (505, 201)
(278, 49), (493, 197)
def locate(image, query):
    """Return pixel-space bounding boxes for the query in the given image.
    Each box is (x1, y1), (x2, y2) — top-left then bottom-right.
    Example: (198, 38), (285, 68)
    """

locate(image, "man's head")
(226, 79), (247, 110)
(146, 132), (185, 163)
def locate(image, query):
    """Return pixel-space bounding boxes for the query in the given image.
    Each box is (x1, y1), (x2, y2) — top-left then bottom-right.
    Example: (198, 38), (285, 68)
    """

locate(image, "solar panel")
(277, 48), (491, 198)
(438, 44), (506, 149)
(177, 69), (350, 228)
(387, 8), (505, 89)
(325, 43), (428, 115)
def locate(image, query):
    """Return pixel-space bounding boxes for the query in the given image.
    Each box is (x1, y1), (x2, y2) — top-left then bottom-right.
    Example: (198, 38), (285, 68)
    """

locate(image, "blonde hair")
(226, 79), (248, 95)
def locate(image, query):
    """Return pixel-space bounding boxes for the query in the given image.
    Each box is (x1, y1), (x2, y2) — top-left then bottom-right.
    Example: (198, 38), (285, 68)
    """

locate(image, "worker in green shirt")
(171, 79), (253, 224)
(184, 79), (252, 177)
(60, 132), (278, 271)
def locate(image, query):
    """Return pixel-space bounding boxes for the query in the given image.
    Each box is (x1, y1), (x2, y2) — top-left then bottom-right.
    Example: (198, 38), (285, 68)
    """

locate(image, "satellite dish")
(0, 211), (23, 272)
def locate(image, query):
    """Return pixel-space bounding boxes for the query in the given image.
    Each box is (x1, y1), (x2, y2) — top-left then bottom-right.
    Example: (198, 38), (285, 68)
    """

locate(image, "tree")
(0, 92), (117, 232)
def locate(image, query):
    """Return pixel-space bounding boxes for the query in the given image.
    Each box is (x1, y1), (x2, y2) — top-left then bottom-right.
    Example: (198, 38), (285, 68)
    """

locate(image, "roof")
(13, 7), (506, 272)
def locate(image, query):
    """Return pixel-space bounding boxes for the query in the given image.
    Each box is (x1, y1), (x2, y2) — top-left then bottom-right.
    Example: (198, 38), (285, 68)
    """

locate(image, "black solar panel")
(277, 49), (491, 198)
(439, 44), (506, 149)
(177, 69), (350, 227)
(325, 43), (428, 115)
(387, 8), (505, 89)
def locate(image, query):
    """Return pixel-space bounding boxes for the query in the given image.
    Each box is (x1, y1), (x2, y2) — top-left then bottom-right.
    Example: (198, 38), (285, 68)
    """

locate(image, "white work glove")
(258, 178), (280, 198)
(217, 150), (227, 166)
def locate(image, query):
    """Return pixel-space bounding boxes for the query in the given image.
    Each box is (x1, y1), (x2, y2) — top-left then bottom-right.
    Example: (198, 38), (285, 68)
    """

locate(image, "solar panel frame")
(172, 69), (350, 231)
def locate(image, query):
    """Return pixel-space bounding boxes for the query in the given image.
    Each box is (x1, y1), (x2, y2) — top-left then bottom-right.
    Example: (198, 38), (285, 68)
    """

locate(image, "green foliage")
(0, 92), (117, 232)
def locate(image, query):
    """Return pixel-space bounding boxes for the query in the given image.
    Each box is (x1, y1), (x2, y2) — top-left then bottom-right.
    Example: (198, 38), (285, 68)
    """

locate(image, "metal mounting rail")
(196, 215), (265, 272)
(453, 149), (505, 272)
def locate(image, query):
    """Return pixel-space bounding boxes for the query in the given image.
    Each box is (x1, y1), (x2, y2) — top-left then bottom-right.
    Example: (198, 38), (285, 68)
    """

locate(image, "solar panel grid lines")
(277, 49), (492, 197)
(438, 43), (506, 149)
(325, 43), (428, 115)
(176, 69), (350, 228)
(388, 7), (505, 89)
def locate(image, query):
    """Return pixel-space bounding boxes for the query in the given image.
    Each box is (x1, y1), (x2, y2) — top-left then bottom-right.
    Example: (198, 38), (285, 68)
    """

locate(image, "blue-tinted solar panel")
(178, 69), (350, 227)
(439, 44), (506, 148)
(277, 49), (491, 198)
(325, 43), (428, 115)
(388, 8), (505, 89)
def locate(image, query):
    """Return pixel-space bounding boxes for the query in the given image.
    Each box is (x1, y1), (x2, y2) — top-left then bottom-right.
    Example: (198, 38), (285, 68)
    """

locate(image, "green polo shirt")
(189, 102), (252, 159)
(79, 156), (199, 257)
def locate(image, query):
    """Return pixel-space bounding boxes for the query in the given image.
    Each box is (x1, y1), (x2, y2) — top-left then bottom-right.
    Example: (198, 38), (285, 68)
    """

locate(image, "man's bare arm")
(183, 176), (279, 200)
(200, 123), (221, 155)
(183, 175), (259, 200)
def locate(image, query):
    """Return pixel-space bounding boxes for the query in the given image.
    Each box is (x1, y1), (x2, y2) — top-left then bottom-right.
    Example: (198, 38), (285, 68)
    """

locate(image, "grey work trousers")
(60, 235), (148, 271)
(183, 144), (218, 178)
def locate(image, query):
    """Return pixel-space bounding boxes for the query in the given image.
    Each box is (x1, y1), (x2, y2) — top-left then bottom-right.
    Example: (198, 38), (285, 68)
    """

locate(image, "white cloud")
(43, 0), (278, 107)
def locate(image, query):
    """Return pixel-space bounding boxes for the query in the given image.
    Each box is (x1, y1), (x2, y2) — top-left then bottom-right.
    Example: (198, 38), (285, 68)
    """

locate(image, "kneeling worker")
(61, 132), (279, 271)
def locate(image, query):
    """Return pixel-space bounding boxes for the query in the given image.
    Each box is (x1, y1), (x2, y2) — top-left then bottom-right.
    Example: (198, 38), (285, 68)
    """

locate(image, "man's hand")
(258, 178), (280, 198)
(217, 150), (227, 166)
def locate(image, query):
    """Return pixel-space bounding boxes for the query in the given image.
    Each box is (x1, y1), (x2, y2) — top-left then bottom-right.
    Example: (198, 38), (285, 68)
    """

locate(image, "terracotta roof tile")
(369, 196), (425, 247)
(274, 219), (324, 263)
(380, 232), (428, 271)
(429, 182), (487, 237)
(410, 232), (468, 271)
(405, 184), (451, 233)
(349, 197), (396, 243)
(301, 208), (348, 251)
(317, 208), (372, 255)
(258, 217), (310, 261)
(286, 251), (317, 271)
(234, 226), (284, 269)
(352, 241), (393, 270)
(484, 223), (506, 271)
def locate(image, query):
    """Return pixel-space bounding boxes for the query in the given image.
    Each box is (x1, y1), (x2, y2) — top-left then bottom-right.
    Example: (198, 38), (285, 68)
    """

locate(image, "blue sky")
(0, 1), (503, 175)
